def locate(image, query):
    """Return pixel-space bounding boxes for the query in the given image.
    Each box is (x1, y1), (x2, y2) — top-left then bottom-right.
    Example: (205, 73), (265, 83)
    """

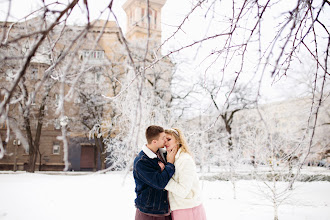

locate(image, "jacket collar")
(159, 147), (167, 155)
(142, 144), (157, 159)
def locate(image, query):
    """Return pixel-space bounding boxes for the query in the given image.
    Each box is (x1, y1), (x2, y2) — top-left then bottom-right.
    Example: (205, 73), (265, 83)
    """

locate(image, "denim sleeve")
(135, 158), (175, 190)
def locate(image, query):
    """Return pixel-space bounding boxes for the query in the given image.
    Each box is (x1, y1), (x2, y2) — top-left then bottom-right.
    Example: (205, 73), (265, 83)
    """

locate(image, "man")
(133, 125), (177, 220)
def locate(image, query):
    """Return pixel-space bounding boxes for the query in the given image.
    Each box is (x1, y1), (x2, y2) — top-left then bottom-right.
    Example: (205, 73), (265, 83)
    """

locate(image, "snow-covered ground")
(0, 171), (329, 220)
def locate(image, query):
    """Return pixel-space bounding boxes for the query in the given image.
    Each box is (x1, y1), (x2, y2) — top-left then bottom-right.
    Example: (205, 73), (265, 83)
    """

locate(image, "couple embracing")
(133, 125), (207, 220)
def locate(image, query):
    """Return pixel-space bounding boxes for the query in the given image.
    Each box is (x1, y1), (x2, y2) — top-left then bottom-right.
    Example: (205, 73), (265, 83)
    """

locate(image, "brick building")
(0, 0), (171, 171)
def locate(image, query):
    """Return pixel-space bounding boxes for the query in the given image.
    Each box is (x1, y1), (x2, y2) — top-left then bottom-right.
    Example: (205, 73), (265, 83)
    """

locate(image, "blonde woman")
(161, 128), (207, 220)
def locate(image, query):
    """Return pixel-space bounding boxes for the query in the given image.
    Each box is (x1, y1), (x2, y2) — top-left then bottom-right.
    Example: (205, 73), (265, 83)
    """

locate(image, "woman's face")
(165, 133), (178, 152)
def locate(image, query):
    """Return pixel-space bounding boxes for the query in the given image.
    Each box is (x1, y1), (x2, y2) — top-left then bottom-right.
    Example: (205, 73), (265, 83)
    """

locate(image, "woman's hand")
(166, 146), (178, 164)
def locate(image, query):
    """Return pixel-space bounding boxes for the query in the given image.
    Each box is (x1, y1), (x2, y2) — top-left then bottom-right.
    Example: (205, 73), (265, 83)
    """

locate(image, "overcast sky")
(1, 0), (327, 115)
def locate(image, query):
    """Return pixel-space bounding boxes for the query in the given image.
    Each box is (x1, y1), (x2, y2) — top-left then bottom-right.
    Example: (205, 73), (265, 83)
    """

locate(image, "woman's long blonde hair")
(165, 128), (192, 155)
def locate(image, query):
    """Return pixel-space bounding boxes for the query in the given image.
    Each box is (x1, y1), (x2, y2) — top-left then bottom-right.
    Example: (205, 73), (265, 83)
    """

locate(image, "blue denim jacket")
(133, 148), (175, 215)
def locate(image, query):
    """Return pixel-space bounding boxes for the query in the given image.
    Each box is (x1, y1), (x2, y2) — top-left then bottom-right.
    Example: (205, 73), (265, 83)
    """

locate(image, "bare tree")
(99, 37), (175, 172)
(0, 16), (60, 172)
(157, 0), (329, 156)
(0, 0), (328, 179)
(200, 78), (256, 197)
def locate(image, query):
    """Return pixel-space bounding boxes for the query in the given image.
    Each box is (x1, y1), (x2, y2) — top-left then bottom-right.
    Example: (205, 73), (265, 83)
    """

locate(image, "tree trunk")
(221, 112), (234, 151)
(24, 116), (36, 173)
(34, 103), (46, 171)
(94, 134), (107, 170)
(26, 82), (52, 173)
(38, 151), (42, 171)
(93, 143), (98, 172)
(93, 134), (100, 171)
(99, 136), (106, 170)
(273, 201), (279, 220)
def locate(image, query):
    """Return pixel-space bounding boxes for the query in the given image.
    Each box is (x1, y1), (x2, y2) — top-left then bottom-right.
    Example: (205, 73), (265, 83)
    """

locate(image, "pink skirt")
(171, 204), (207, 220)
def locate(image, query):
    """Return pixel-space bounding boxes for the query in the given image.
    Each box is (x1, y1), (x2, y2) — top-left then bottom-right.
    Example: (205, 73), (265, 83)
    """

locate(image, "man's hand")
(166, 146), (178, 164)
(158, 161), (165, 171)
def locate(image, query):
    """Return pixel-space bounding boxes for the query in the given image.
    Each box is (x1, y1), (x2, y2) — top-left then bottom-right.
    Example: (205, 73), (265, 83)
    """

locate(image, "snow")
(0, 171), (329, 220)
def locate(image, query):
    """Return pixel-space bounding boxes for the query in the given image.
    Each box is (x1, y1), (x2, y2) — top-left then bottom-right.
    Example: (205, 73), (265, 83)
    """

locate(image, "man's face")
(156, 132), (166, 148)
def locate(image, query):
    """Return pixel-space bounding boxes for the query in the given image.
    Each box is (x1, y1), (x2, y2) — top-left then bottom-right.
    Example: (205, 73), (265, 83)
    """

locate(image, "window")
(74, 96), (81, 104)
(130, 11), (133, 25)
(141, 8), (145, 26)
(30, 68), (38, 80)
(149, 9), (155, 25)
(95, 51), (104, 59)
(6, 69), (15, 81)
(95, 72), (102, 83)
(29, 94), (36, 106)
(13, 139), (20, 146)
(54, 94), (60, 107)
(1, 122), (6, 129)
(142, 8), (145, 18)
(81, 50), (104, 60)
(2, 141), (7, 149)
(154, 11), (157, 29)
(53, 142), (60, 155)
(142, 9), (157, 29)
(83, 50), (90, 59)
(54, 119), (60, 130)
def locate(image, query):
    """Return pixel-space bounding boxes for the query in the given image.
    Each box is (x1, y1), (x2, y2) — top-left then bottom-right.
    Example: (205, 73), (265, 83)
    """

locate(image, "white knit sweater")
(165, 148), (202, 211)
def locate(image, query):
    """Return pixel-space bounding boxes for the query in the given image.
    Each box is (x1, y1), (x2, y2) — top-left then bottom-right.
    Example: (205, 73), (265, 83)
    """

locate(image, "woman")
(163, 128), (207, 220)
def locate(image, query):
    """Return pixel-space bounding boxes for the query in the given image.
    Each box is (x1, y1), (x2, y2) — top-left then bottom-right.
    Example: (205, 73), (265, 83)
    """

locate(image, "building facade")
(232, 96), (330, 166)
(0, 0), (171, 171)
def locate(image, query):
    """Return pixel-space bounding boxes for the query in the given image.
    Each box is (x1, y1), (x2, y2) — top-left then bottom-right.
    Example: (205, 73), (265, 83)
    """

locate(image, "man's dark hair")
(146, 125), (164, 144)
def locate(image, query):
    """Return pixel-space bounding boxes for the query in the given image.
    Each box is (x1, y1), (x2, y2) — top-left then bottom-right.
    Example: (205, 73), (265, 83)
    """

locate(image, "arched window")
(148, 9), (156, 29)
(130, 10), (133, 25)
(141, 8), (145, 27)
(154, 11), (157, 29)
